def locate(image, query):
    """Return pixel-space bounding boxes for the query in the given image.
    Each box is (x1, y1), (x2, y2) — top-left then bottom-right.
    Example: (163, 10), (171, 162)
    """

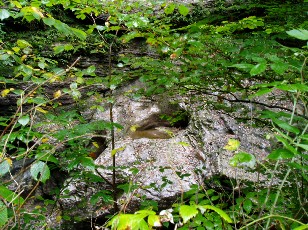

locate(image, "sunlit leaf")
(36, 107), (48, 114)
(148, 214), (161, 227)
(30, 161), (50, 183)
(0, 9), (10, 21)
(178, 5), (189, 16)
(198, 205), (233, 223)
(286, 29), (308, 40)
(0, 159), (12, 176)
(18, 115), (30, 126)
(179, 205), (198, 223)
(165, 3), (176, 15)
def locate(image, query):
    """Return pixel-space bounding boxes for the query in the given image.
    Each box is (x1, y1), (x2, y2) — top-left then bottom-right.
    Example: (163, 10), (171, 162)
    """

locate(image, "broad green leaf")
(243, 199), (253, 214)
(229, 152), (256, 168)
(18, 115), (30, 126)
(43, 17), (55, 26)
(250, 62), (267, 76)
(249, 88), (273, 99)
(178, 5), (189, 16)
(0, 9), (10, 21)
(0, 159), (11, 176)
(198, 205), (233, 223)
(71, 28), (87, 40)
(30, 161), (50, 183)
(179, 205), (198, 223)
(54, 20), (71, 35)
(223, 139), (240, 151)
(53, 45), (65, 54)
(275, 135), (299, 155)
(35, 152), (59, 164)
(270, 62), (288, 75)
(286, 29), (308, 40)
(272, 118), (300, 134)
(0, 185), (24, 205)
(0, 54), (10, 61)
(83, 65), (96, 75)
(0, 200), (8, 227)
(295, 144), (308, 151)
(276, 83), (308, 92)
(17, 39), (32, 48)
(268, 148), (294, 160)
(80, 157), (95, 171)
(165, 3), (176, 15)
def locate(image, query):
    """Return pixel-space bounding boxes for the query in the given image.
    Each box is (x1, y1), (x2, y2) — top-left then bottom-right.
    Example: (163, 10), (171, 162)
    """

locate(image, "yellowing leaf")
(92, 141), (99, 148)
(111, 146), (126, 156)
(36, 107), (48, 114)
(31, 7), (44, 18)
(223, 139), (240, 151)
(1, 89), (11, 97)
(130, 125), (140, 132)
(41, 138), (49, 143)
(53, 90), (61, 98)
(5, 158), (12, 166)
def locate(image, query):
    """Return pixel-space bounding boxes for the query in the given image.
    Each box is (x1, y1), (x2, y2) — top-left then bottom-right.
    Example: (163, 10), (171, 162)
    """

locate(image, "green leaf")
(0, 9), (10, 21)
(53, 20), (71, 35)
(18, 115), (30, 126)
(0, 200), (8, 227)
(179, 205), (198, 223)
(30, 161), (50, 183)
(275, 135), (299, 155)
(243, 199), (252, 214)
(0, 159), (11, 176)
(250, 62), (267, 76)
(148, 214), (161, 227)
(198, 205), (233, 223)
(249, 88), (273, 99)
(80, 157), (95, 171)
(293, 225), (308, 230)
(178, 5), (189, 16)
(42, 17), (55, 26)
(272, 118), (300, 134)
(83, 65), (96, 76)
(165, 3), (176, 15)
(0, 185), (24, 205)
(71, 28), (87, 40)
(35, 152), (59, 164)
(229, 152), (256, 169)
(295, 144), (308, 151)
(17, 39), (32, 48)
(286, 29), (308, 40)
(270, 62), (288, 75)
(268, 148), (294, 160)
(53, 45), (65, 54)
(229, 63), (254, 71)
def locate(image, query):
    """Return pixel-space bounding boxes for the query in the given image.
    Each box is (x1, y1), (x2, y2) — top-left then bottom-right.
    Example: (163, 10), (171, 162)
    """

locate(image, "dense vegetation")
(0, 0), (307, 229)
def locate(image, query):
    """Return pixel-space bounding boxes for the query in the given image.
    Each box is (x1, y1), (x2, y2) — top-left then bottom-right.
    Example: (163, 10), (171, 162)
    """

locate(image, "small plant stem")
(107, 30), (119, 213)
